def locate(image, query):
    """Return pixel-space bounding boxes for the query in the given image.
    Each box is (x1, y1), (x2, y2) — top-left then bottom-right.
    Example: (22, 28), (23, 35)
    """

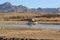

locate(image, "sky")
(0, 0), (60, 8)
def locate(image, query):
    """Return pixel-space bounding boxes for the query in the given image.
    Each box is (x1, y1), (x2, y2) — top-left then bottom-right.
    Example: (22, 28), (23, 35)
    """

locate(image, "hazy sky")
(0, 0), (60, 8)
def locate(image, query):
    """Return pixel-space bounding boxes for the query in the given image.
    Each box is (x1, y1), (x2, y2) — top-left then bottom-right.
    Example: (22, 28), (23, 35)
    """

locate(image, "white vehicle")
(28, 19), (38, 25)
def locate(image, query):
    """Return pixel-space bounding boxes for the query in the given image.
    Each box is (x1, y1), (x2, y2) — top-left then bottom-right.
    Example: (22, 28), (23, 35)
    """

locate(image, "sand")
(0, 26), (60, 40)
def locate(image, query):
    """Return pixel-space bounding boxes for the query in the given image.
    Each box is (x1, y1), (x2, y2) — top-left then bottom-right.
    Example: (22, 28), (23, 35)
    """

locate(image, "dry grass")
(0, 26), (60, 40)
(0, 21), (28, 24)
(0, 13), (60, 21)
(0, 13), (60, 24)
(0, 13), (60, 40)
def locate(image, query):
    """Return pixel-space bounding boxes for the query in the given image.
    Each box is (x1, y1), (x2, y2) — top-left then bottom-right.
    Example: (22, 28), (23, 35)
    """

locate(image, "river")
(0, 24), (60, 30)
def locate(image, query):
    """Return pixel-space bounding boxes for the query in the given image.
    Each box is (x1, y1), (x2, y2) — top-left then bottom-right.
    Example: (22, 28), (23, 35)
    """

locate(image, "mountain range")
(0, 2), (60, 13)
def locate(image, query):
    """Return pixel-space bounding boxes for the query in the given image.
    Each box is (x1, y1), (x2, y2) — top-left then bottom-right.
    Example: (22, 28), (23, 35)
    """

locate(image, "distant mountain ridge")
(0, 2), (60, 13)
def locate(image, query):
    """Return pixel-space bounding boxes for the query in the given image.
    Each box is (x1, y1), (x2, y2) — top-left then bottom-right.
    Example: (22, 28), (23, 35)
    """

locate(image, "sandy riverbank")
(0, 21), (60, 25)
(0, 26), (60, 40)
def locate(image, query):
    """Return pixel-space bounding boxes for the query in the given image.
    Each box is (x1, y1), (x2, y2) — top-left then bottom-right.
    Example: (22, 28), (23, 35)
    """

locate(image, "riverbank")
(0, 26), (60, 40)
(0, 21), (60, 25)
(0, 13), (60, 25)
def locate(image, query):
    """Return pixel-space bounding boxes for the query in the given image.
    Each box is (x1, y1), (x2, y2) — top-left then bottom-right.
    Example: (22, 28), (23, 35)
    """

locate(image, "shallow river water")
(0, 24), (60, 30)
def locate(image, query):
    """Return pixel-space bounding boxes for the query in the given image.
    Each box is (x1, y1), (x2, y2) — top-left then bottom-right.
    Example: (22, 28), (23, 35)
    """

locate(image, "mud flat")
(0, 26), (60, 40)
